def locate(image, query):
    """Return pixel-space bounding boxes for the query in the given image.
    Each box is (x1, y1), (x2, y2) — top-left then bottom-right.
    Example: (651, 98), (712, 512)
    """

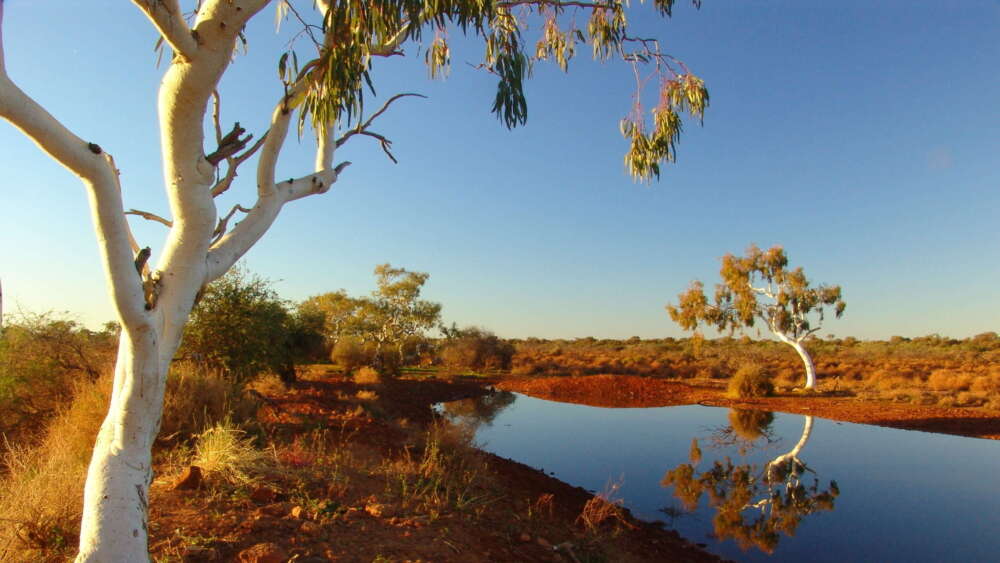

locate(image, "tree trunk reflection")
(662, 410), (839, 554)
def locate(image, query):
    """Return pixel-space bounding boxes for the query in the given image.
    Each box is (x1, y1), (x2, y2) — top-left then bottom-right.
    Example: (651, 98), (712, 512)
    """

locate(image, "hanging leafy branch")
(270, 0), (709, 180)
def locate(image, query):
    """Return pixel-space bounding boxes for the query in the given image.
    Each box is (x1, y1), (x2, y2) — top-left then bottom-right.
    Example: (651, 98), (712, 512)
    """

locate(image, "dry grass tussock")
(353, 366), (383, 385)
(190, 420), (269, 487)
(0, 372), (110, 561)
(0, 367), (256, 561)
(383, 421), (494, 519)
(161, 366), (259, 442)
(576, 479), (633, 535)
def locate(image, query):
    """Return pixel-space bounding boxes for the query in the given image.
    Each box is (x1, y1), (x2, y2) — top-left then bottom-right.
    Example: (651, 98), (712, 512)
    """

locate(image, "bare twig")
(205, 122), (252, 165)
(334, 93), (425, 162)
(212, 203), (253, 244)
(211, 131), (269, 197)
(211, 90), (224, 145)
(125, 209), (173, 228)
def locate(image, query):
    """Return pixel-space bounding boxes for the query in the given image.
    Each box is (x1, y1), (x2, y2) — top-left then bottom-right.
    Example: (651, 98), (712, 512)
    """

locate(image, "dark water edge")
(439, 393), (1000, 562)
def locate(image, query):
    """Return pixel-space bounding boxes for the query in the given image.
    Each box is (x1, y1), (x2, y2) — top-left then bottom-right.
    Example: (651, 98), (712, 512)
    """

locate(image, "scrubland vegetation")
(1, 266), (996, 560)
(0, 313), (702, 561)
(508, 334), (1000, 408)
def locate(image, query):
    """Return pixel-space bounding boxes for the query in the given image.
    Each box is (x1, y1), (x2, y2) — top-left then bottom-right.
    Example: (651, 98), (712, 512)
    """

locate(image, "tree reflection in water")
(662, 410), (839, 554)
(438, 390), (518, 430)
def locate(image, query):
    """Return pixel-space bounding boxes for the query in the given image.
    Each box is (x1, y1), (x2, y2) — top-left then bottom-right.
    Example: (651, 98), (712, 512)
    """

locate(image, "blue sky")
(1, 1), (997, 339)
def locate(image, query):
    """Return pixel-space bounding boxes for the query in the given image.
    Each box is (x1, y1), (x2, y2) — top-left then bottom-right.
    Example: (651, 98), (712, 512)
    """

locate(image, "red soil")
(498, 375), (1000, 440)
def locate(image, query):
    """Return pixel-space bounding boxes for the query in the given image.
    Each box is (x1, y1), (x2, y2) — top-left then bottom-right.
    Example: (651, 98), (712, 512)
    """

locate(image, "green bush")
(181, 267), (314, 386)
(439, 326), (514, 372)
(331, 336), (372, 374)
(727, 363), (774, 398)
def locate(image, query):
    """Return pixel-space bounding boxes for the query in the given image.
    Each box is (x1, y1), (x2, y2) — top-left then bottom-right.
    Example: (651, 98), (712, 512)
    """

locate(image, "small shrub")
(331, 337), (371, 374)
(0, 312), (115, 440)
(353, 366), (382, 385)
(510, 362), (542, 376)
(728, 408), (775, 441)
(576, 479), (631, 534)
(726, 364), (774, 398)
(192, 420), (267, 486)
(928, 369), (972, 392)
(439, 327), (514, 372)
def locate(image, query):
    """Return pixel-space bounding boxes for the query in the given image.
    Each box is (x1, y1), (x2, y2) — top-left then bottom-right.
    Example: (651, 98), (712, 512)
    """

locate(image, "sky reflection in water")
(440, 393), (1000, 562)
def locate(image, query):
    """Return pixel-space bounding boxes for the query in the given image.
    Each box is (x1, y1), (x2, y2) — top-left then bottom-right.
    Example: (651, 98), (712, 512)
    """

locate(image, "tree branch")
(0, 62), (149, 328)
(211, 90), (224, 146)
(496, 0), (616, 9)
(211, 132), (268, 197)
(205, 81), (350, 283)
(337, 93), (426, 147)
(132, 0), (198, 61)
(333, 93), (426, 163)
(125, 209), (173, 227)
(211, 203), (252, 244)
(205, 122), (252, 165)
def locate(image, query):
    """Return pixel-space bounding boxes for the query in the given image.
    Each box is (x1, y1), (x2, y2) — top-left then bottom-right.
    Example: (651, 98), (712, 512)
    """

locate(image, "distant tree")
(285, 306), (328, 363)
(365, 264), (442, 371)
(667, 245), (845, 389)
(304, 264), (441, 373)
(299, 289), (364, 350)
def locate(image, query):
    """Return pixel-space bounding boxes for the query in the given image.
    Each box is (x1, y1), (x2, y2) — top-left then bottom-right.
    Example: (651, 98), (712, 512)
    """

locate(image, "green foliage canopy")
(667, 245), (846, 341)
(271, 0), (709, 180)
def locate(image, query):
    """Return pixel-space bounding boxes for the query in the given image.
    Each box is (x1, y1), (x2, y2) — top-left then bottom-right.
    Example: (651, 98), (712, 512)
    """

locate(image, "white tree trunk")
(790, 339), (817, 390)
(772, 330), (817, 390)
(76, 330), (169, 561)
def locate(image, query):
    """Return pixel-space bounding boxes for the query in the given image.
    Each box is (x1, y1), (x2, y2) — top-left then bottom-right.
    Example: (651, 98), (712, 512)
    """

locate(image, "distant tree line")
(178, 262), (513, 385)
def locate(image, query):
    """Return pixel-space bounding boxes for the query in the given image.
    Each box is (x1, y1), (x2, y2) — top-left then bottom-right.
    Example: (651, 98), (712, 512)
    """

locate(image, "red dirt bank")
(498, 375), (1000, 440)
(148, 373), (720, 562)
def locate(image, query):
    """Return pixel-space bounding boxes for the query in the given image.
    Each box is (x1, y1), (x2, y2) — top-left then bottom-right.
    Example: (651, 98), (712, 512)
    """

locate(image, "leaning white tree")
(666, 244), (845, 390)
(0, 0), (709, 559)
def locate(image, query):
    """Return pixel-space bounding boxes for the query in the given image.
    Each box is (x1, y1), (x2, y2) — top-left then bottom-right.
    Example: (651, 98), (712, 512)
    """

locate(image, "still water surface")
(439, 393), (1000, 562)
